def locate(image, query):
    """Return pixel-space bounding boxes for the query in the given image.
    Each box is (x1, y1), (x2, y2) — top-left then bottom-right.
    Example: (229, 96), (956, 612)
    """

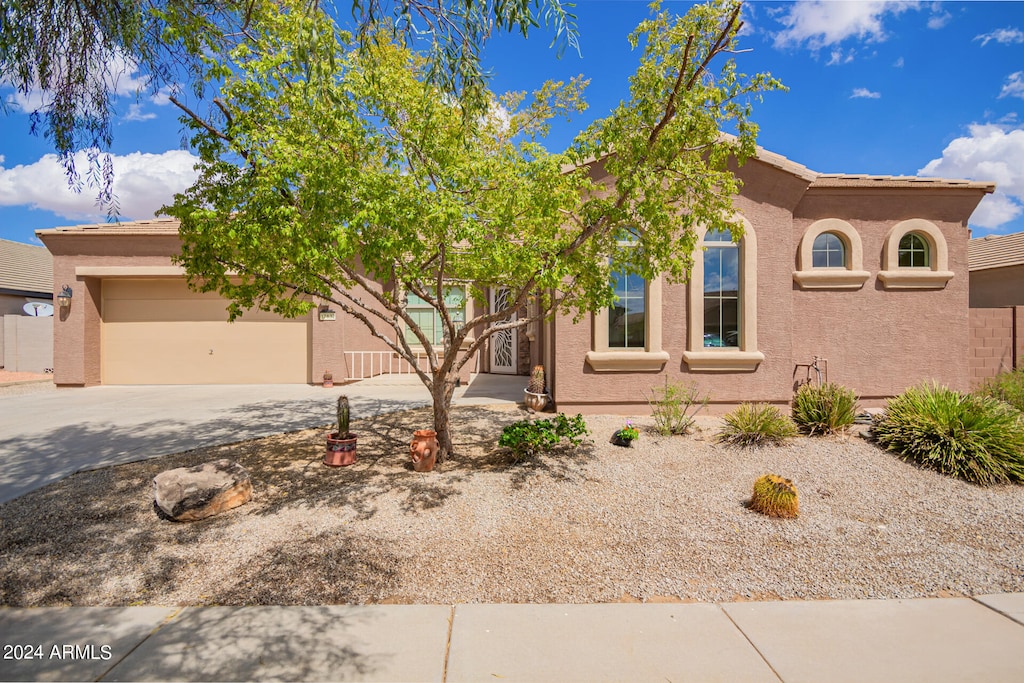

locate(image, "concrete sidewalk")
(2, 595), (1024, 682)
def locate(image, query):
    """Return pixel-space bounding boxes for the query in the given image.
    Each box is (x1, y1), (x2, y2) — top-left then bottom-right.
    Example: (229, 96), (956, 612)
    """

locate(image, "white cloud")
(919, 124), (1024, 231)
(2, 51), (152, 115)
(974, 27), (1024, 46)
(927, 11), (951, 30)
(826, 48), (855, 66)
(772, 1), (918, 50)
(851, 88), (881, 99)
(0, 150), (200, 222)
(999, 72), (1024, 100)
(893, 56), (905, 68)
(123, 103), (157, 122)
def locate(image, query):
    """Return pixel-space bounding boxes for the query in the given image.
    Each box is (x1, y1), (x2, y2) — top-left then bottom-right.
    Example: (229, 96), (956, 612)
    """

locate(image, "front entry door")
(488, 287), (517, 374)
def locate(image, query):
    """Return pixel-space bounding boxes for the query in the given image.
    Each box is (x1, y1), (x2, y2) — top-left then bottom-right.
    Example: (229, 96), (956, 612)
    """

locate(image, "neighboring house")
(969, 231), (1024, 308)
(0, 238), (54, 372)
(967, 231), (1023, 385)
(37, 147), (992, 412)
(0, 238), (53, 315)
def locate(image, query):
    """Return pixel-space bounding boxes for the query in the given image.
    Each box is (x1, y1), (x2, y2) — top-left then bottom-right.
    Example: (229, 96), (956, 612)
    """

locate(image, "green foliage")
(617, 421), (640, 441)
(718, 403), (798, 447)
(872, 383), (1024, 486)
(646, 379), (709, 435)
(792, 382), (858, 435)
(975, 368), (1024, 413)
(336, 395), (351, 437)
(161, 0), (780, 460)
(750, 474), (799, 519)
(498, 413), (590, 462)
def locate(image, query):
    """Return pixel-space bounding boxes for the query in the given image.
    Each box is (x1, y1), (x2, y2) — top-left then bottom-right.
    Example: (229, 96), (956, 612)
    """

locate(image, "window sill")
(792, 269), (871, 290)
(877, 270), (954, 289)
(585, 350), (670, 372)
(683, 350), (764, 372)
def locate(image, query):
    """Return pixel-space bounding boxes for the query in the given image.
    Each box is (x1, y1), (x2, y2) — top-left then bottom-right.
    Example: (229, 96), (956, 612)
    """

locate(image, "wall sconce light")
(57, 285), (73, 309)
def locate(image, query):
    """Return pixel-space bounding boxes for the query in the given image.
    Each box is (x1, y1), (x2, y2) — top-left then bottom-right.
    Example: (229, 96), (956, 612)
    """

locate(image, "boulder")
(153, 459), (252, 522)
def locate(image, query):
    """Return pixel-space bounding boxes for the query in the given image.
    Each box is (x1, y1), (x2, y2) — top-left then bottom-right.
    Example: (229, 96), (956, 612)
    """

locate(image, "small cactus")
(336, 395), (351, 437)
(750, 474), (799, 519)
(528, 365), (546, 394)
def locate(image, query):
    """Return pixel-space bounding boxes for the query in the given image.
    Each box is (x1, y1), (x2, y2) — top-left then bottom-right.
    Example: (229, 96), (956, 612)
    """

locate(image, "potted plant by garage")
(523, 365), (549, 412)
(325, 395), (357, 466)
(322, 370), (334, 388)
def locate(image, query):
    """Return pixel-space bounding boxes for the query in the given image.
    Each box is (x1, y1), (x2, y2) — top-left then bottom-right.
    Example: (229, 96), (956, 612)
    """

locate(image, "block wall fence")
(969, 306), (1022, 388)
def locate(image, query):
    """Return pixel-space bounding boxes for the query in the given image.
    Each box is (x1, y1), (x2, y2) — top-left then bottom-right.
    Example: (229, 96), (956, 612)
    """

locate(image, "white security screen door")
(488, 287), (517, 374)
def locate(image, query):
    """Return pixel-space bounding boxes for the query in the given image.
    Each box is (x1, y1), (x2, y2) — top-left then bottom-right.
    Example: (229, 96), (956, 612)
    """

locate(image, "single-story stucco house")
(0, 238), (54, 372)
(37, 146), (993, 412)
(969, 230), (1024, 308)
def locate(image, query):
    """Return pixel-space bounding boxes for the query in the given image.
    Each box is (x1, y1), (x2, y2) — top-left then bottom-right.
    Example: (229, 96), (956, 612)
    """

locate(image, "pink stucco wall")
(551, 161), (985, 414)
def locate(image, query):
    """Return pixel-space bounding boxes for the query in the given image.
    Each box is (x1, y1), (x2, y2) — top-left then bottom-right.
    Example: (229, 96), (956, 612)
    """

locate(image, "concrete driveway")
(0, 374), (523, 504)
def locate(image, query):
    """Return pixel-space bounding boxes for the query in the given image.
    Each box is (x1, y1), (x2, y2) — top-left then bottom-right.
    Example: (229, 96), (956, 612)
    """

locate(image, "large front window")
(609, 264), (646, 349)
(703, 229), (739, 348)
(404, 287), (466, 346)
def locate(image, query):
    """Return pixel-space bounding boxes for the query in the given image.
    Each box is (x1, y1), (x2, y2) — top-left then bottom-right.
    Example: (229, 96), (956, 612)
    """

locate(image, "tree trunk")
(431, 375), (457, 462)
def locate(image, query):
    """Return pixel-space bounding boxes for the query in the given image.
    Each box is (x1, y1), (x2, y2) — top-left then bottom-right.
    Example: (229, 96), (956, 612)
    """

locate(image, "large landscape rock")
(153, 459), (252, 522)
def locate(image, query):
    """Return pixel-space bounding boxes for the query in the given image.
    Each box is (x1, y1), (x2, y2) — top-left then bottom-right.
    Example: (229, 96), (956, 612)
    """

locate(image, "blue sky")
(1, 0), (1022, 246)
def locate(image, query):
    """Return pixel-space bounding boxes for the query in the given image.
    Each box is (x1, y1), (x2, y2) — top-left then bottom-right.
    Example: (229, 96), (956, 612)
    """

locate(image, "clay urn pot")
(410, 429), (439, 472)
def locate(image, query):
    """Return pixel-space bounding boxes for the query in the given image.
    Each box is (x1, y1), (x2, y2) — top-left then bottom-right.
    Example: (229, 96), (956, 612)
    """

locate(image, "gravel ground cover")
(1, 404), (1022, 607)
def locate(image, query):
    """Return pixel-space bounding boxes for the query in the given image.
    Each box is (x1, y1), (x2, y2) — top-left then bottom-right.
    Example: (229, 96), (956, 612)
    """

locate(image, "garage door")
(102, 279), (310, 384)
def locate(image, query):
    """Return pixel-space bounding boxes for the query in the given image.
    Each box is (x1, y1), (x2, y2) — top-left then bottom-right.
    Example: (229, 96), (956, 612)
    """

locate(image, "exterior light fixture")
(57, 285), (73, 309)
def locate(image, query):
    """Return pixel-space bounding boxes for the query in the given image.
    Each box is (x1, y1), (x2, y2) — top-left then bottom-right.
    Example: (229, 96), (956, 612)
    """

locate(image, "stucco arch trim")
(792, 218), (870, 290)
(878, 219), (954, 289)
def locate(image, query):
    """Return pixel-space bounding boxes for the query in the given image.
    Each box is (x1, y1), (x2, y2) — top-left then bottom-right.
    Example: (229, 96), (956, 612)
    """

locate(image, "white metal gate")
(488, 287), (517, 374)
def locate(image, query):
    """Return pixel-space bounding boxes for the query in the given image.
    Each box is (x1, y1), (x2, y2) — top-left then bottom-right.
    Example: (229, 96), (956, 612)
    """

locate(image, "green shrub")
(498, 413), (590, 462)
(792, 382), (858, 435)
(872, 382), (1024, 486)
(750, 474), (799, 518)
(645, 379), (709, 436)
(719, 403), (798, 447)
(976, 368), (1024, 413)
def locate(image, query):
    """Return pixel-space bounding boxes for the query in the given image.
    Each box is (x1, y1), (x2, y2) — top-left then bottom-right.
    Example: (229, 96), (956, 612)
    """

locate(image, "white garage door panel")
(102, 279), (310, 384)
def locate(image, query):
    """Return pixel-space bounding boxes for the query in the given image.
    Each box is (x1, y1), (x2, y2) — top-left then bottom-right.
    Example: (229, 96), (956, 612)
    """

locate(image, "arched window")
(703, 229), (739, 348)
(684, 218), (763, 371)
(879, 219), (952, 289)
(898, 233), (930, 268)
(793, 219), (869, 290)
(812, 232), (846, 268)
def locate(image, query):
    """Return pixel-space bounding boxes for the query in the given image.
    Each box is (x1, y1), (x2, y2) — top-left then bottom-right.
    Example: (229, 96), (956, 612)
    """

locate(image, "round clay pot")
(325, 432), (357, 466)
(523, 389), (549, 412)
(410, 429), (438, 472)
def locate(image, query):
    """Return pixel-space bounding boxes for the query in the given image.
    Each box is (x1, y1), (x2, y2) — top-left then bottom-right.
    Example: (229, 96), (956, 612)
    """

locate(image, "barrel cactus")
(750, 474), (799, 519)
(528, 365), (546, 394)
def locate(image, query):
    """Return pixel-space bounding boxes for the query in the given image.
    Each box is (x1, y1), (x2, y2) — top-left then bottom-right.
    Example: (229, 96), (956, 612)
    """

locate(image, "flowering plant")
(617, 421), (640, 441)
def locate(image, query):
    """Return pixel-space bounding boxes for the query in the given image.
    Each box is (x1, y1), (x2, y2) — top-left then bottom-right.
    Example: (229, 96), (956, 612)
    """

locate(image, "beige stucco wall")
(970, 265), (1024, 308)
(2, 314), (53, 372)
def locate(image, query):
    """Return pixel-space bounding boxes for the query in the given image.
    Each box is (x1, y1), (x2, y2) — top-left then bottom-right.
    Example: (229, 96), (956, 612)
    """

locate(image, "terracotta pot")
(323, 378), (334, 388)
(523, 389), (549, 412)
(410, 429), (438, 472)
(324, 432), (357, 466)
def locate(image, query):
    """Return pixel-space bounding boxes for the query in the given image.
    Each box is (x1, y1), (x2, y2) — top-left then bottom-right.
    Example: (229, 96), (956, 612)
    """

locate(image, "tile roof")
(0, 238), (53, 295)
(35, 217), (182, 236)
(811, 174), (996, 191)
(969, 231), (1024, 271)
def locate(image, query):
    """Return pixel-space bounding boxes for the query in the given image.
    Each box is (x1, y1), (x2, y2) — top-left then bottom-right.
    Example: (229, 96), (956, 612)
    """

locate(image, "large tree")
(163, 0), (782, 460)
(0, 0), (574, 214)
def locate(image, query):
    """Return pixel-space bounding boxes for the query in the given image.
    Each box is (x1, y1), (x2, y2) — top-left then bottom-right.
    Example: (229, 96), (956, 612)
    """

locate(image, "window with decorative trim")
(878, 219), (953, 289)
(684, 218), (763, 371)
(404, 287), (467, 346)
(793, 218), (870, 290)
(586, 247), (668, 372)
